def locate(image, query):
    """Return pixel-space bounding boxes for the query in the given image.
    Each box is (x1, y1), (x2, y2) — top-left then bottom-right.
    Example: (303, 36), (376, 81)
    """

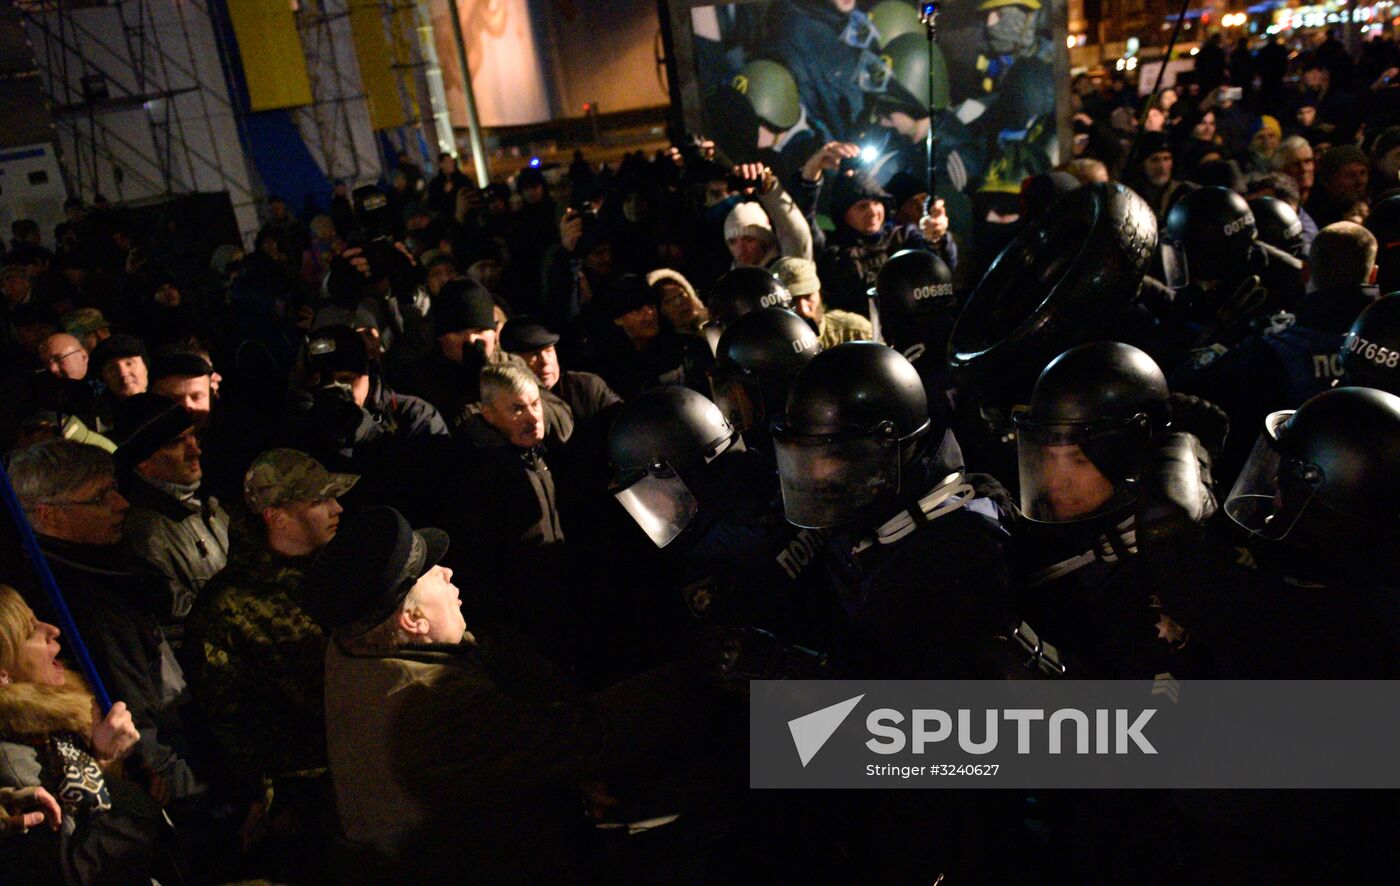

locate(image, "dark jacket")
(183, 513), (327, 801)
(118, 474), (230, 622)
(8, 538), (204, 802)
(553, 370), (621, 422)
(445, 417), (560, 576)
(0, 668), (167, 886)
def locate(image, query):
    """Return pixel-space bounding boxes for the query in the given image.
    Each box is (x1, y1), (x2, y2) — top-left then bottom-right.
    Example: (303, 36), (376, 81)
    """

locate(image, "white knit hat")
(723, 201), (775, 243)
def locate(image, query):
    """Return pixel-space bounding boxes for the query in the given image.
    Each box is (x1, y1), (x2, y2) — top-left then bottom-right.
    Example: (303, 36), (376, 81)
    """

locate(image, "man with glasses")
(36, 332), (88, 381)
(5, 439), (207, 808)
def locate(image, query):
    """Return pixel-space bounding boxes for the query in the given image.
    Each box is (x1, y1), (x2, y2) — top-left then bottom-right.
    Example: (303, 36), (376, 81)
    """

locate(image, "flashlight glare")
(860, 145), (880, 163)
(528, 157), (541, 168)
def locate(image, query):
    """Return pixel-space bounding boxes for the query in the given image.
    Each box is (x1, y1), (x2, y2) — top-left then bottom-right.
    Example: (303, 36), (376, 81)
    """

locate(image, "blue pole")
(0, 461), (113, 713)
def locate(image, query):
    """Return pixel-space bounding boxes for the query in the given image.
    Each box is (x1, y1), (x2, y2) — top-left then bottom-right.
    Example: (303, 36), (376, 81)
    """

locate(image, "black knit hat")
(831, 169), (892, 229)
(433, 279), (497, 336)
(113, 392), (193, 471)
(302, 506), (449, 636)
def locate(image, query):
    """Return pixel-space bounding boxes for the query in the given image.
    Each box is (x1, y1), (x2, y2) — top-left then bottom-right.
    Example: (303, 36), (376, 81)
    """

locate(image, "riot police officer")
(1010, 342), (1222, 678)
(1220, 386), (1400, 677)
(772, 341), (1059, 678)
(869, 248), (957, 392)
(706, 266), (794, 329)
(709, 307), (821, 454)
(1160, 186), (1305, 370)
(868, 248), (967, 474)
(1173, 220), (1379, 484)
(1248, 195), (1307, 260)
(1365, 193), (1400, 293)
(607, 385), (840, 652)
(1339, 293), (1400, 394)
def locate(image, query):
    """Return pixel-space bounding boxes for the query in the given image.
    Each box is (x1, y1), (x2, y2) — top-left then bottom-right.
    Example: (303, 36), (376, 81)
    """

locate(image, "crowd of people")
(0, 22), (1399, 884)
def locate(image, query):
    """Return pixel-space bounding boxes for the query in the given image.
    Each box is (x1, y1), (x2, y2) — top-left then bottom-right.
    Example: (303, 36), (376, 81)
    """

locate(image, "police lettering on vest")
(777, 528), (826, 580)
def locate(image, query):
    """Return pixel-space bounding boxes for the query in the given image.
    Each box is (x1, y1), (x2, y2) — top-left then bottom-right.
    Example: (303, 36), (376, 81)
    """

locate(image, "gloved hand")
(697, 625), (829, 684)
(1136, 431), (1217, 546)
(1166, 392), (1230, 461)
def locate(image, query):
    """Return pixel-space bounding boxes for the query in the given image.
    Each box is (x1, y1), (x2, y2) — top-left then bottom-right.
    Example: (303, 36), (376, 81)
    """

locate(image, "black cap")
(90, 334), (148, 371)
(113, 392), (193, 472)
(149, 352), (213, 382)
(302, 507), (449, 635)
(307, 324), (370, 376)
(602, 274), (654, 320)
(499, 316), (560, 353)
(433, 279), (497, 335)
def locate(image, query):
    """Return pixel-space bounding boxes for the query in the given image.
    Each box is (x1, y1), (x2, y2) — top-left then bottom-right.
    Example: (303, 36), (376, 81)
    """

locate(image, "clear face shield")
(1014, 413), (1145, 523)
(1160, 240), (1190, 290)
(610, 461), (700, 549)
(773, 421), (902, 529)
(1225, 410), (1322, 541)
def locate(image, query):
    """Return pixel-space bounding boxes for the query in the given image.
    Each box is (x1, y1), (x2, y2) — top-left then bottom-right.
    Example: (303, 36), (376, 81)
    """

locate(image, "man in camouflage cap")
(183, 449), (358, 838)
(772, 256), (872, 350)
(60, 306), (111, 353)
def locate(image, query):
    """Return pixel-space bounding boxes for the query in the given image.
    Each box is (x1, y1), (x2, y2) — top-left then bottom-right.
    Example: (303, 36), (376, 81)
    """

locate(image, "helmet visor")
(1160, 241), (1189, 290)
(867, 289), (884, 344)
(1225, 410), (1322, 541)
(611, 462), (700, 548)
(774, 429), (901, 528)
(709, 368), (764, 433)
(1015, 417), (1142, 523)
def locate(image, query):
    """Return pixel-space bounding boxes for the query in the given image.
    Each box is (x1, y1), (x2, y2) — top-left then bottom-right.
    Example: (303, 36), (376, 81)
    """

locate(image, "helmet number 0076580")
(1343, 333), (1400, 368)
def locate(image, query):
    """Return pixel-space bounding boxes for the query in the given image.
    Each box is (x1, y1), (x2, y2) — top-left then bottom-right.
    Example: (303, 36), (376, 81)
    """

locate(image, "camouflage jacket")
(183, 513), (327, 799)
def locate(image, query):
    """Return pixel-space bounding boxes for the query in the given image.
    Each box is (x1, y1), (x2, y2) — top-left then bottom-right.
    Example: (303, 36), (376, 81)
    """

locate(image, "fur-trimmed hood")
(0, 669), (95, 742)
(645, 268), (699, 305)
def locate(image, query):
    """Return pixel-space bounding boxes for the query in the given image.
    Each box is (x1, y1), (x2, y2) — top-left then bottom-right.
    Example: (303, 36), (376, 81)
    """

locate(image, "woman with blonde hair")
(0, 584), (165, 884)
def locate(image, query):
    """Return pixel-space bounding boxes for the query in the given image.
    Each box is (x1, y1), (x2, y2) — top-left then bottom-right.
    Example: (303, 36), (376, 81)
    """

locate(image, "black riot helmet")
(1248, 195), (1306, 260)
(1226, 387), (1400, 580)
(868, 248), (957, 352)
(1366, 194), (1400, 294)
(707, 267), (793, 327)
(1014, 342), (1170, 524)
(1163, 186), (1257, 287)
(772, 342), (931, 528)
(710, 308), (821, 439)
(1340, 294), (1400, 395)
(607, 387), (744, 548)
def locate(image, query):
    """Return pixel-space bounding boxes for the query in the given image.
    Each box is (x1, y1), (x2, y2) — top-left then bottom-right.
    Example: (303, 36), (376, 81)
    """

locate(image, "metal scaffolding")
(16, 0), (258, 225)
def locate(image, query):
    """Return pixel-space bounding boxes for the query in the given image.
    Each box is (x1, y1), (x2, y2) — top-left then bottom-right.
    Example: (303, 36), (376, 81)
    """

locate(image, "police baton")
(0, 458), (113, 713)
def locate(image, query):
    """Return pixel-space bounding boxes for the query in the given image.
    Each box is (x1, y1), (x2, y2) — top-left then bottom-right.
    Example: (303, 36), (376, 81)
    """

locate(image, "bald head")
(38, 332), (88, 380)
